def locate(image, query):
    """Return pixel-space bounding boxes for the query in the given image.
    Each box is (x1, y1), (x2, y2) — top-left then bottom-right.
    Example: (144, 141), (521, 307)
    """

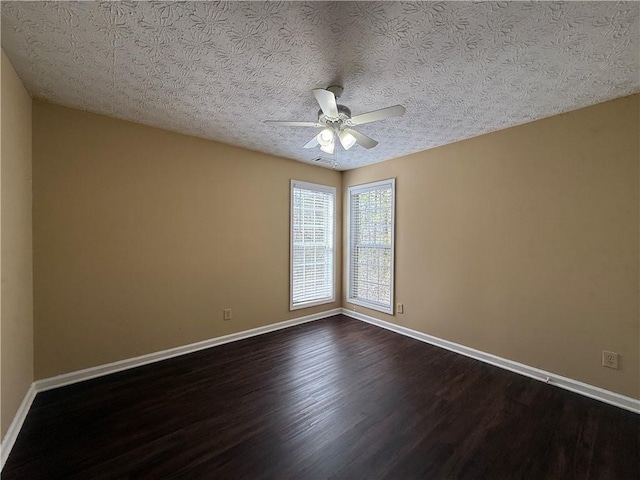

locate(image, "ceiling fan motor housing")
(318, 104), (352, 127)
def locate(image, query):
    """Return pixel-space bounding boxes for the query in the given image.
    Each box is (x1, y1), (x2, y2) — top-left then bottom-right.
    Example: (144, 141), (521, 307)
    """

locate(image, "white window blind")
(347, 179), (395, 314)
(290, 180), (335, 310)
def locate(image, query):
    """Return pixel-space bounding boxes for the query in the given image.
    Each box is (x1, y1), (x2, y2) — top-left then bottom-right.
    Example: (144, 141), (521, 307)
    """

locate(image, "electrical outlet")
(602, 351), (618, 369)
(397, 303), (404, 314)
(223, 308), (232, 321)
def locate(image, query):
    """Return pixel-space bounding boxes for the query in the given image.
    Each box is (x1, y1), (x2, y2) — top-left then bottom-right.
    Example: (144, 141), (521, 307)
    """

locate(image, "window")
(290, 180), (336, 310)
(347, 179), (395, 314)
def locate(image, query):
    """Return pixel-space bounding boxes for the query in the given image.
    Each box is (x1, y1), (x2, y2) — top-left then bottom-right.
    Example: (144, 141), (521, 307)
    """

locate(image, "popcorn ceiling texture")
(2, 1), (638, 170)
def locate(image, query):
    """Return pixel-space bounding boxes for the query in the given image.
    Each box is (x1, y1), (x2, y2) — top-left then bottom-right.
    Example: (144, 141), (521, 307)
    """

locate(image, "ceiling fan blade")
(264, 120), (323, 127)
(344, 128), (378, 149)
(303, 135), (319, 149)
(313, 88), (339, 119)
(349, 105), (406, 126)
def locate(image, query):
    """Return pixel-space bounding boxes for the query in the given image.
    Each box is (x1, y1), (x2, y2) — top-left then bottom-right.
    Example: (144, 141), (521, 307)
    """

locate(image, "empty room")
(1, 2), (638, 479)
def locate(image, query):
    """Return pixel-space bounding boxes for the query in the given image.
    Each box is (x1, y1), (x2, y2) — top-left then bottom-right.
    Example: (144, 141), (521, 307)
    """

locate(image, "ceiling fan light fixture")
(316, 128), (334, 146)
(320, 142), (334, 154)
(338, 130), (357, 150)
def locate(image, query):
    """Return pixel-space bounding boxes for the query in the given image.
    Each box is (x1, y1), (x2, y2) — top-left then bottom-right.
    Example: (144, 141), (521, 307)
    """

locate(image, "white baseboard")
(0, 383), (36, 471)
(341, 308), (640, 414)
(35, 308), (342, 393)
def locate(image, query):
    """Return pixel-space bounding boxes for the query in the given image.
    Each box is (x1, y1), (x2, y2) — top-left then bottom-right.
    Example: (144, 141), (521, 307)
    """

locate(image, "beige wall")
(27, 92), (640, 401)
(343, 94), (640, 399)
(32, 101), (342, 379)
(1, 51), (34, 439)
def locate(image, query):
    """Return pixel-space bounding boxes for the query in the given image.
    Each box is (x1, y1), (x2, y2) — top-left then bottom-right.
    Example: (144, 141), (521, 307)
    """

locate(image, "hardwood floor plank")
(3, 315), (638, 479)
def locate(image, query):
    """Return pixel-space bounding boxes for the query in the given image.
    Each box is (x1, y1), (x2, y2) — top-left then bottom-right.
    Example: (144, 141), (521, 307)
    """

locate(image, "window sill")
(347, 298), (394, 315)
(290, 298), (335, 311)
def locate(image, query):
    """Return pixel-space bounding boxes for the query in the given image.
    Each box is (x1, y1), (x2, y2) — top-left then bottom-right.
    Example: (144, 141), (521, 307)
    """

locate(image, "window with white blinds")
(290, 180), (335, 310)
(347, 179), (395, 314)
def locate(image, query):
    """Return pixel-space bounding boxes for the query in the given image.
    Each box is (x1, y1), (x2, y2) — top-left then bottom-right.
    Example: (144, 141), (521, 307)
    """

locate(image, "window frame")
(346, 178), (396, 315)
(290, 179), (336, 311)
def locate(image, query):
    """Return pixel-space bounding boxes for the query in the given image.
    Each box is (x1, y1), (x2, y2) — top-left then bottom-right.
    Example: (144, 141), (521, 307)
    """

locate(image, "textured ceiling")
(2, 1), (639, 170)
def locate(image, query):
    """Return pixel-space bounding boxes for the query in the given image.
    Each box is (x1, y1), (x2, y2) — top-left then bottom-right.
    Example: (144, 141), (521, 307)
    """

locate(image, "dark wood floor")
(4, 315), (638, 479)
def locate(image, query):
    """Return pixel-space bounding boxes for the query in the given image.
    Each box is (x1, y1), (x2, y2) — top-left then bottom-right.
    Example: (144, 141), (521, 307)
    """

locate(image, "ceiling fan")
(265, 86), (406, 154)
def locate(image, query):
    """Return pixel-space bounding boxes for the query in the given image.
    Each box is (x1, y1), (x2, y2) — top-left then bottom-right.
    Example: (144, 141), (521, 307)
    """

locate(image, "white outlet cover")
(602, 351), (619, 369)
